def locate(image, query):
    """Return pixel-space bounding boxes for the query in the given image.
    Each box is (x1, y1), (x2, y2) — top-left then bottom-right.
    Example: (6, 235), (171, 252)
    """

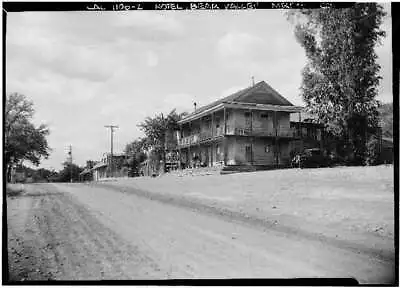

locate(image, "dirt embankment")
(97, 166), (395, 262)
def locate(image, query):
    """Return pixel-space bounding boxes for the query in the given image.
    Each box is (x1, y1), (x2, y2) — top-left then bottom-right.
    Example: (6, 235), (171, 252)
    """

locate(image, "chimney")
(194, 102), (197, 112)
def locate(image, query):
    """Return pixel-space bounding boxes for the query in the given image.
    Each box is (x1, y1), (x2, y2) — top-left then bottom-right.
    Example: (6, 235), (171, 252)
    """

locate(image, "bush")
(365, 137), (381, 166)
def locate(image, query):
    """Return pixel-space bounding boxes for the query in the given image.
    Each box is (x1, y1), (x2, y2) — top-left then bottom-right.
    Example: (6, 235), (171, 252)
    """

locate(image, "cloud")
(7, 25), (122, 83)
(7, 70), (104, 105)
(100, 97), (134, 116)
(146, 50), (159, 67)
(217, 32), (265, 60)
(220, 85), (247, 98)
(160, 93), (196, 114)
(113, 11), (184, 36)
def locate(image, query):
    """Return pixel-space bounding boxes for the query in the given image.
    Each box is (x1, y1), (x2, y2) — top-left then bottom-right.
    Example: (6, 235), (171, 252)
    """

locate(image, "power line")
(104, 125), (118, 178)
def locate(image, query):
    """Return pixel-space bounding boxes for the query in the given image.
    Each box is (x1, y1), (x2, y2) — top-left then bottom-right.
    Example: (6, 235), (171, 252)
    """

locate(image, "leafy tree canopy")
(137, 109), (187, 156)
(5, 93), (51, 170)
(288, 4), (386, 164)
(57, 162), (84, 182)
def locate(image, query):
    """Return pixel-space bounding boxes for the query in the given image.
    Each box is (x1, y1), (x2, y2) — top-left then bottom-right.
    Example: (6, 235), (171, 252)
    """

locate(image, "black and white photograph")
(3, 1), (396, 285)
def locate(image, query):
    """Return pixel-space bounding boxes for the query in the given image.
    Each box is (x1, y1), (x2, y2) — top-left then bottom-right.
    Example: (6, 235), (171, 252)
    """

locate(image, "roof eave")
(224, 102), (303, 112)
(177, 103), (225, 124)
(91, 163), (108, 170)
(178, 102), (304, 125)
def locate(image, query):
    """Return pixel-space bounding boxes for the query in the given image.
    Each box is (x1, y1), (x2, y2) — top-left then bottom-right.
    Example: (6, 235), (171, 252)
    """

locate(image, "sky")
(6, 5), (392, 171)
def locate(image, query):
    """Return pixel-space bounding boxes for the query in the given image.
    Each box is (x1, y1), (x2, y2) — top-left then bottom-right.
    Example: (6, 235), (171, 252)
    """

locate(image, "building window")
(261, 113), (269, 119)
(244, 112), (251, 118)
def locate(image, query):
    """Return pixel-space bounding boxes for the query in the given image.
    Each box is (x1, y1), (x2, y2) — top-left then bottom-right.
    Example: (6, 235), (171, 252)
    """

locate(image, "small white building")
(92, 162), (108, 181)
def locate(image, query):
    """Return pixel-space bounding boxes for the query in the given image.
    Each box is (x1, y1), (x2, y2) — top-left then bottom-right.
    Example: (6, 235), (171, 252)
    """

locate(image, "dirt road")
(6, 183), (395, 283)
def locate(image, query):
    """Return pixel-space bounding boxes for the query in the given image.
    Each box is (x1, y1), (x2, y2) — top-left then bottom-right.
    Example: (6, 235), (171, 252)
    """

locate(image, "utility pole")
(104, 125), (118, 178)
(68, 145), (73, 183)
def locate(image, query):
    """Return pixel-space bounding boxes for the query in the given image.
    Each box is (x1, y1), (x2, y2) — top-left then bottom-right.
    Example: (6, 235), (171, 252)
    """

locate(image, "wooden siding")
(252, 110), (274, 135)
(277, 112), (290, 132)
(225, 109), (291, 136)
(252, 138), (275, 165)
(279, 141), (291, 165)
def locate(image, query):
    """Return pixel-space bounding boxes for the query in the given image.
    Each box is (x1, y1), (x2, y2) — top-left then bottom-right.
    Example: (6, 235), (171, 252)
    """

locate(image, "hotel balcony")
(178, 126), (299, 148)
(277, 127), (298, 138)
(178, 128), (225, 148)
(227, 125), (298, 138)
(178, 134), (200, 148)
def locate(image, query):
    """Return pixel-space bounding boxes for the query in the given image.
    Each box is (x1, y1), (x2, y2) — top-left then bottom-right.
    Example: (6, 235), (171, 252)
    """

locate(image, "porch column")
(273, 110), (278, 167)
(250, 109), (254, 165)
(188, 122), (192, 168)
(211, 112), (214, 138)
(178, 124), (182, 170)
(223, 108), (227, 166)
(224, 108), (227, 135)
(211, 112), (214, 166)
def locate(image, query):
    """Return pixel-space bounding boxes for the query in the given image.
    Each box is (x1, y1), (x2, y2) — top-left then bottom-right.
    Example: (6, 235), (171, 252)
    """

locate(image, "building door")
(245, 112), (251, 130)
(245, 145), (252, 163)
(275, 142), (281, 165)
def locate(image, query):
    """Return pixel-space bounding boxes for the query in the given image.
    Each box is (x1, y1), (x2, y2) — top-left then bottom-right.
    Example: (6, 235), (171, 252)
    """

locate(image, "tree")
(288, 4), (386, 165)
(5, 93), (51, 181)
(137, 109), (187, 161)
(57, 162), (84, 182)
(124, 138), (148, 176)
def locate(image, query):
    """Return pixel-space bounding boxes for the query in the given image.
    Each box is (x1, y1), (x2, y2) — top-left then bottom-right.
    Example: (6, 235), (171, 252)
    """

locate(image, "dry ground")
(6, 165), (396, 283)
(103, 165), (395, 246)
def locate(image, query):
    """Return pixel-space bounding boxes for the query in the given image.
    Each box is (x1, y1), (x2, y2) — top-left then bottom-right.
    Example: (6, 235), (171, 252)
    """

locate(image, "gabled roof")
(80, 168), (92, 175)
(180, 81), (294, 123)
(91, 162), (107, 170)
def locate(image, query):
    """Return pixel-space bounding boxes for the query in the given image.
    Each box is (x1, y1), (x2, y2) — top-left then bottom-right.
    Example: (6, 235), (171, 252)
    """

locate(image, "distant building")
(91, 153), (128, 181)
(79, 168), (93, 182)
(92, 162), (108, 181)
(289, 110), (326, 156)
(379, 137), (393, 164)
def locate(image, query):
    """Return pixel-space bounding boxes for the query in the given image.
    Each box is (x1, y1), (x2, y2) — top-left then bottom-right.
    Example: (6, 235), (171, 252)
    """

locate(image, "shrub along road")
(6, 170), (395, 283)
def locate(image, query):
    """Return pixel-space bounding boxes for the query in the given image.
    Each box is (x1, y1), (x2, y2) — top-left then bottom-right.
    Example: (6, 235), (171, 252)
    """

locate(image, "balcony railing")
(178, 127), (298, 147)
(228, 125), (296, 138)
(178, 134), (200, 147)
(199, 131), (213, 142)
(250, 127), (275, 137)
(277, 128), (297, 138)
